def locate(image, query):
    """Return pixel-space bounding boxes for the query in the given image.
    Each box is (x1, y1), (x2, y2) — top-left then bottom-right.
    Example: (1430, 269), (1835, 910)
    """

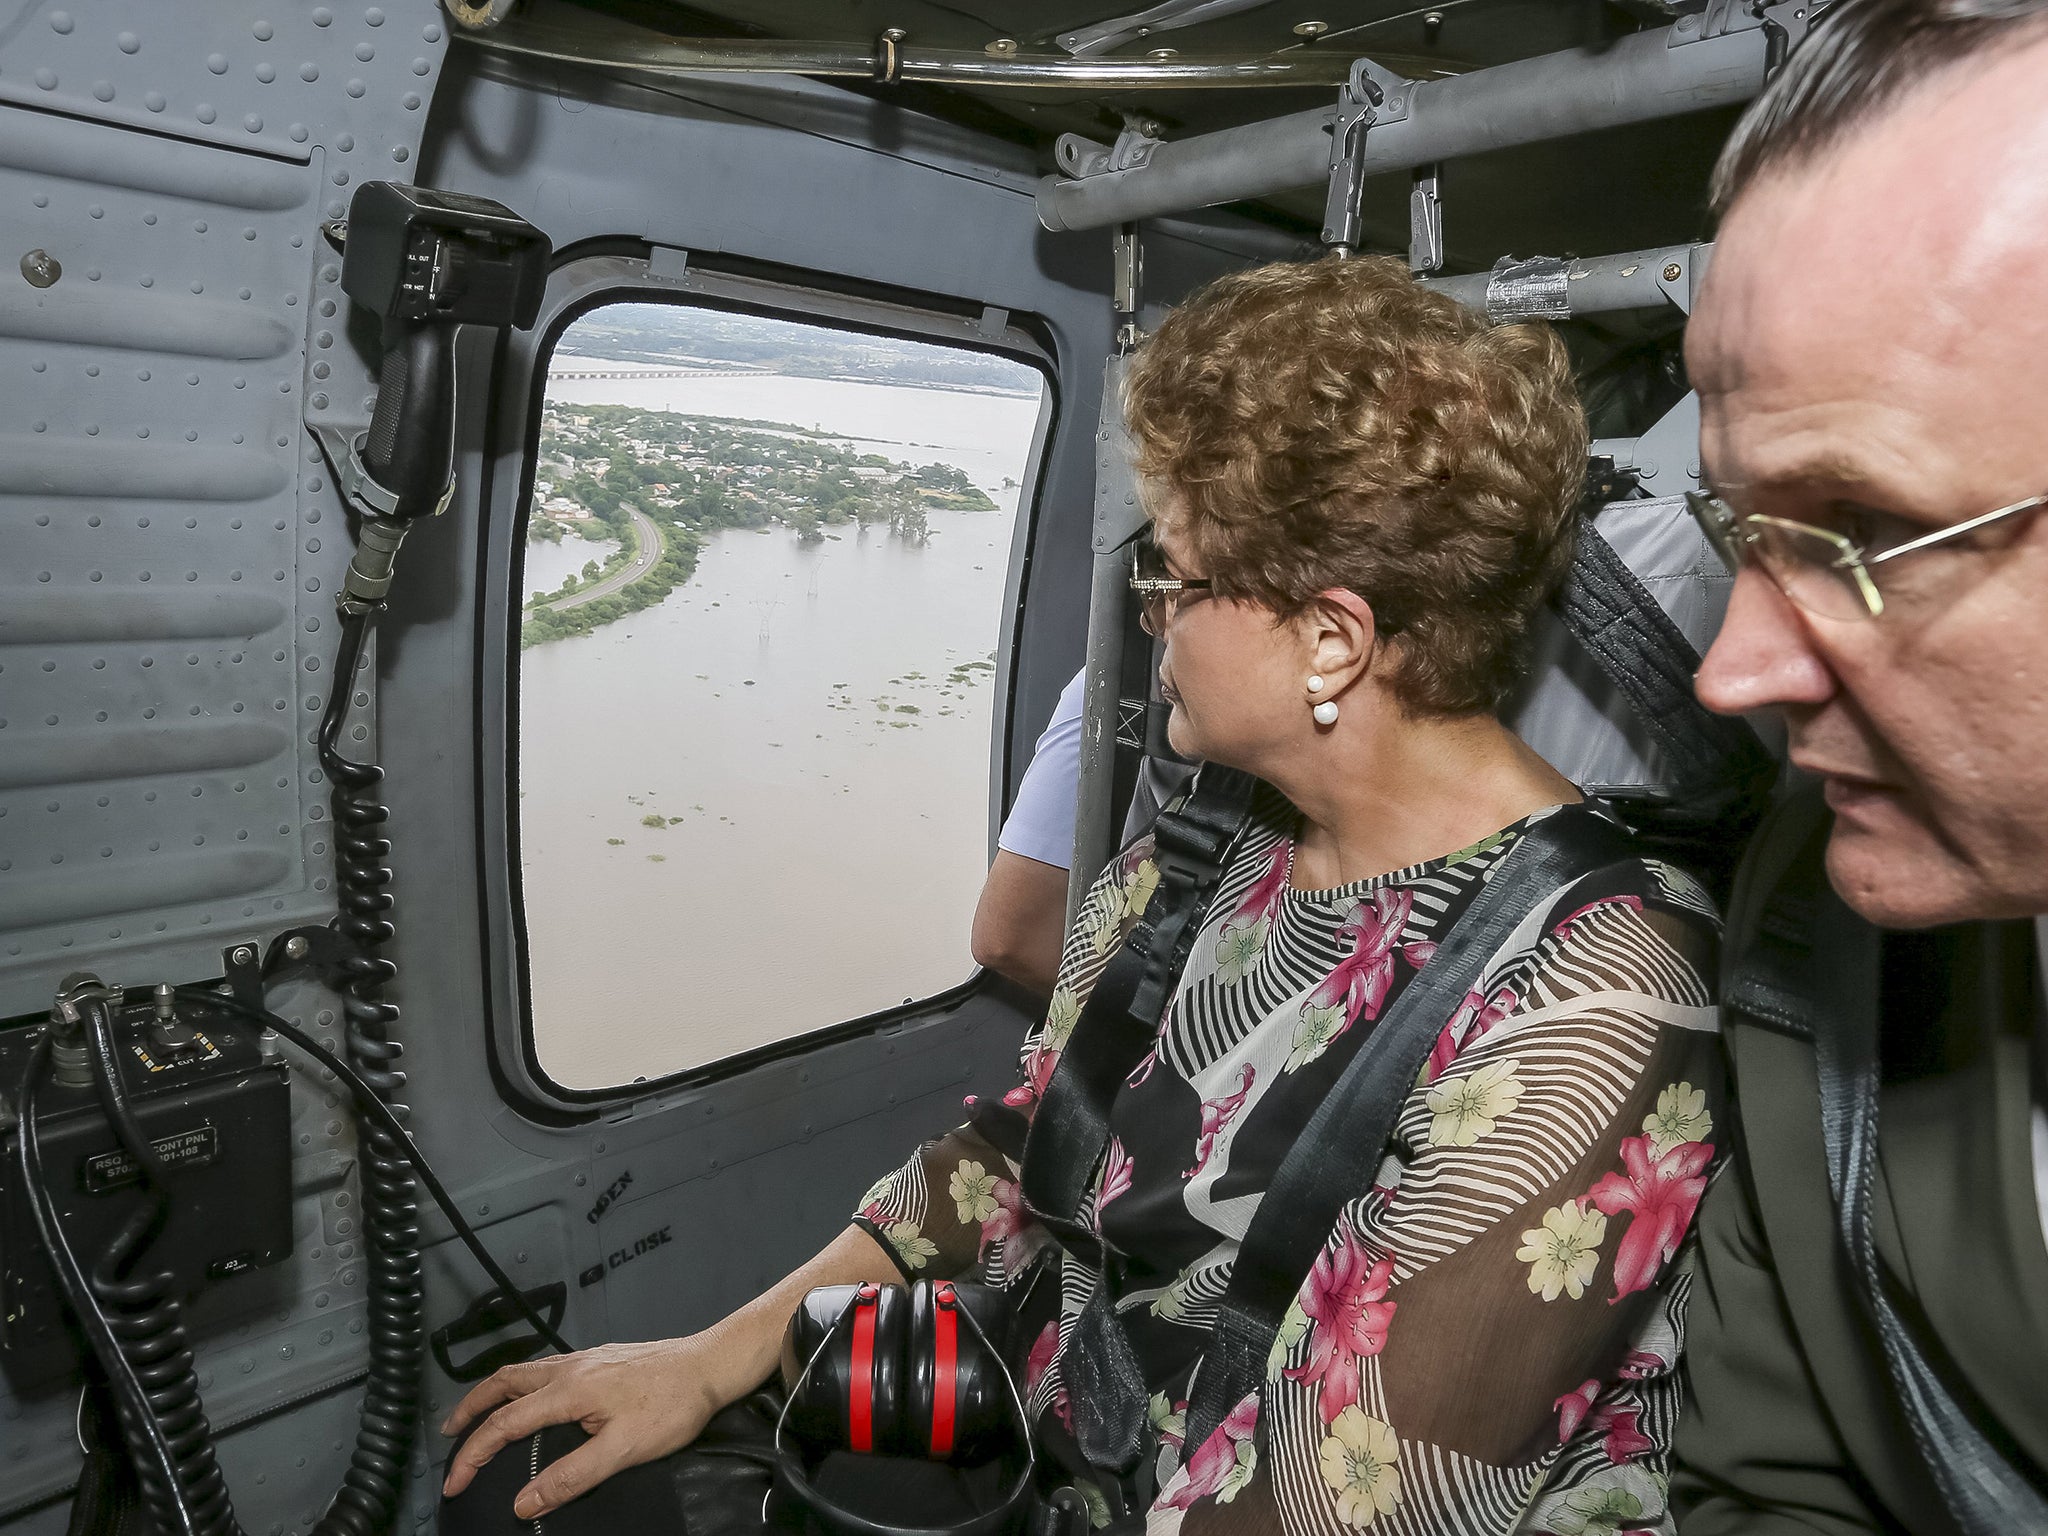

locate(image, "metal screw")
(1147, 47), (1179, 60)
(984, 37), (1017, 56)
(20, 249), (59, 287)
(285, 936), (310, 960)
(880, 27), (907, 42)
(230, 945), (256, 967)
(1292, 20), (1329, 38)
(321, 219), (347, 249)
(1423, 11), (1444, 35)
(1663, 262), (1684, 282)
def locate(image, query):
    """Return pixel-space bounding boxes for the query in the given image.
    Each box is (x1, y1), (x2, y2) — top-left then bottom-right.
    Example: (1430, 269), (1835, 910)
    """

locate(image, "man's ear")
(1301, 589), (1379, 696)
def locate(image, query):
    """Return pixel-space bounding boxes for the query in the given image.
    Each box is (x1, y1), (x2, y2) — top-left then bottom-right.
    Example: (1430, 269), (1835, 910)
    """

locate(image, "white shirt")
(996, 669), (1089, 869)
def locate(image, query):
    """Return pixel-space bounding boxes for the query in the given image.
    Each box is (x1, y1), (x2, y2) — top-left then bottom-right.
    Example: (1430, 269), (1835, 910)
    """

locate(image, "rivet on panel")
(88, 205), (103, 219)
(49, 10), (72, 31)
(33, 69), (56, 91)
(355, 42), (374, 61)
(145, 91), (165, 111)
(207, 53), (229, 74)
(118, 31), (139, 53)
(300, 62), (318, 82)
(402, 92), (420, 110)
(92, 81), (114, 102)
(31, 193), (46, 207)
(85, 268), (99, 280)
(245, 114), (263, 133)
(412, 57), (430, 75)
(366, 7), (385, 24)
(253, 20), (274, 41)
(392, 146), (409, 163)
(345, 78), (365, 97)
(290, 122), (310, 143)
(196, 103), (216, 123)
(138, 368), (150, 380)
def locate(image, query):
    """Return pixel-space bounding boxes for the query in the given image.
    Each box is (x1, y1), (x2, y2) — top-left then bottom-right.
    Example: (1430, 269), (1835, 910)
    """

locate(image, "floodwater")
(520, 368), (1047, 1089)
(523, 534), (621, 598)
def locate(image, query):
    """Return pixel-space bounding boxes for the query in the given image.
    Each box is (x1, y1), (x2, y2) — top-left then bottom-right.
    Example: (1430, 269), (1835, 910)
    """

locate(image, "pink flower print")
(1593, 1403), (1655, 1465)
(1616, 1349), (1668, 1381)
(1023, 1321), (1072, 1431)
(1229, 844), (1292, 931)
(1213, 845), (1291, 985)
(1284, 1224), (1397, 1425)
(1551, 893), (1645, 942)
(1289, 888), (1416, 1071)
(1186, 1063), (1256, 1178)
(1555, 1382), (1655, 1464)
(978, 1176), (1026, 1256)
(1586, 1134), (1715, 1302)
(1004, 1040), (1061, 1108)
(1553, 1379), (1601, 1442)
(1157, 1392), (1260, 1510)
(1323, 886), (1414, 1023)
(1423, 984), (1520, 1085)
(1094, 1138), (1135, 1224)
(1401, 940), (1438, 970)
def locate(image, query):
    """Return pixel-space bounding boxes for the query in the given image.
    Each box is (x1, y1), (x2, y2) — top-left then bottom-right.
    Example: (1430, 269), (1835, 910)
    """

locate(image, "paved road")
(550, 507), (663, 611)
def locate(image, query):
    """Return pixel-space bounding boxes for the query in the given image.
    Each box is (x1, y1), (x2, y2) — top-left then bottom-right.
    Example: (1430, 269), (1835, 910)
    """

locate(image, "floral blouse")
(854, 781), (1725, 1536)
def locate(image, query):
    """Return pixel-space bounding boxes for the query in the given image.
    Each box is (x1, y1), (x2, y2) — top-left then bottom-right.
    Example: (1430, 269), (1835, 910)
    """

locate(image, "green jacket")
(1673, 789), (2048, 1535)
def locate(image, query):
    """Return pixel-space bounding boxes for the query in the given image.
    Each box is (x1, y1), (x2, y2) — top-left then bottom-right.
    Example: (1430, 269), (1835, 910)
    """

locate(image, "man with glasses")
(1672, 3), (2048, 1532)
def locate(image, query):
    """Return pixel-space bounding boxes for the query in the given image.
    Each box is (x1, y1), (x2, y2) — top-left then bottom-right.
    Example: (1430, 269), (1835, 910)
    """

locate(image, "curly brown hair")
(1122, 255), (1587, 716)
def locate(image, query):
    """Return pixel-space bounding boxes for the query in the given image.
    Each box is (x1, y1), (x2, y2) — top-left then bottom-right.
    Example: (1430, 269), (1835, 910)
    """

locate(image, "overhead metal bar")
(1037, 13), (1783, 231)
(451, 17), (1374, 90)
(1423, 241), (1713, 320)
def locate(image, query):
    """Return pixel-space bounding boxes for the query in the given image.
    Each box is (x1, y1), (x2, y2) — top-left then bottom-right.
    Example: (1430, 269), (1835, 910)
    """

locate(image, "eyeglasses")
(1685, 487), (2048, 621)
(1128, 545), (1214, 636)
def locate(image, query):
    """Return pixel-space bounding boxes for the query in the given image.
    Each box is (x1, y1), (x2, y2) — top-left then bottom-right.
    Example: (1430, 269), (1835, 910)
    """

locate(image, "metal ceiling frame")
(1036, 0), (1813, 230)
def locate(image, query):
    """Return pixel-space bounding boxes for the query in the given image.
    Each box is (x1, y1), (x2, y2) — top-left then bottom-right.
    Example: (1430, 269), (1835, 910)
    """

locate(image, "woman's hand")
(439, 1336), (728, 1517)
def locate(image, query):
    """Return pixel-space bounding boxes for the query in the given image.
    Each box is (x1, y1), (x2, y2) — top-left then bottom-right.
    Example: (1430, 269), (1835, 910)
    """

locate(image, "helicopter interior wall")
(0, 19), (1287, 1534)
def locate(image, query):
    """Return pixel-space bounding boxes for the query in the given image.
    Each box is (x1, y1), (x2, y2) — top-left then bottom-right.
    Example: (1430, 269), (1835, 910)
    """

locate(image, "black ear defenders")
(773, 1282), (1036, 1536)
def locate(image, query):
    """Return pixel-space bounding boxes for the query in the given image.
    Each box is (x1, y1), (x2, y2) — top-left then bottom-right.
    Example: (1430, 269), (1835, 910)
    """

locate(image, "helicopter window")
(515, 301), (1048, 1089)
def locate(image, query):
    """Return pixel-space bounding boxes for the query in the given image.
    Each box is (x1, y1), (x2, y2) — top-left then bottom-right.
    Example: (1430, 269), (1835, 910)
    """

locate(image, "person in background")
(1672, 3), (2048, 1530)
(974, 669), (1190, 998)
(972, 669), (1089, 998)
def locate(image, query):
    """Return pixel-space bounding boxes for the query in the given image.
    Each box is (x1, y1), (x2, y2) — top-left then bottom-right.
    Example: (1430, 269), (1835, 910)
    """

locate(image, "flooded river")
(520, 366), (1047, 1088)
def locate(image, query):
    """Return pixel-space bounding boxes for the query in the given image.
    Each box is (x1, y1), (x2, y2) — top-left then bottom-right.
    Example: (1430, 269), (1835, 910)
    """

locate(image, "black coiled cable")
(312, 607), (425, 1536)
(79, 999), (239, 1536)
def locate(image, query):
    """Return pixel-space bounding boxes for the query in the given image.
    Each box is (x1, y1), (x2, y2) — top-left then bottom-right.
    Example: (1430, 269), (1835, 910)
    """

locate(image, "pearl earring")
(1313, 701), (1340, 726)
(1307, 675), (1325, 694)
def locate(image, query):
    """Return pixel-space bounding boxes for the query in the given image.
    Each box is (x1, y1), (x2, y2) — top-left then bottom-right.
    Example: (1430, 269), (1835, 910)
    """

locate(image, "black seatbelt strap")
(1553, 519), (1775, 796)
(1181, 804), (1637, 1454)
(1725, 822), (2048, 1536)
(1022, 767), (1258, 1229)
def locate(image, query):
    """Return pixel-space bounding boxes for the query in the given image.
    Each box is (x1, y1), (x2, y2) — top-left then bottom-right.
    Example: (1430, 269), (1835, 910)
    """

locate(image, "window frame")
(474, 249), (1060, 1118)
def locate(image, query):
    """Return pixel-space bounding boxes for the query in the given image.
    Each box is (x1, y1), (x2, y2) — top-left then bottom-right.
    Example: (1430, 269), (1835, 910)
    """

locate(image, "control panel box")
(0, 990), (293, 1387)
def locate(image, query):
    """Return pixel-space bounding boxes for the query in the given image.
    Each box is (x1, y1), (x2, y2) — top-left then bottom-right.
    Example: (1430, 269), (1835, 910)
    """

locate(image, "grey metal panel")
(0, 2), (446, 1525)
(0, 2), (446, 1019)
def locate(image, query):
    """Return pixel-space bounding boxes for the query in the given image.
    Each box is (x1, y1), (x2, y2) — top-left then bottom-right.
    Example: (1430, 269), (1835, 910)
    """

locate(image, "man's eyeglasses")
(1128, 545), (1214, 636)
(1685, 488), (2048, 621)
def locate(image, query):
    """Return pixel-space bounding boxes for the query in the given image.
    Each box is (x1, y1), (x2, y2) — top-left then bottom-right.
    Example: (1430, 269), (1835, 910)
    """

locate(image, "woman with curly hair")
(443, 257), (1725, 1536)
